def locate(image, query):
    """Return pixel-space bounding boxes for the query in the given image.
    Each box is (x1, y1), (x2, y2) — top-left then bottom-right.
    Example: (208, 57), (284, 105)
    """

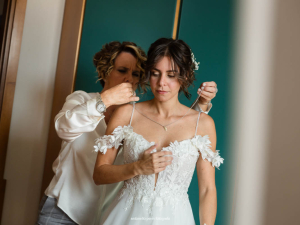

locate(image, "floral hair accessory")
(191, 51), (200, 70)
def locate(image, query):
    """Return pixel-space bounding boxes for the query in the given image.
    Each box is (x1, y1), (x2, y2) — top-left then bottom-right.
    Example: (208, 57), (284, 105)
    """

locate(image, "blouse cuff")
(198, 102), (213, 114)
(191, 97), (213, 115)
(87, 97), (105, 121)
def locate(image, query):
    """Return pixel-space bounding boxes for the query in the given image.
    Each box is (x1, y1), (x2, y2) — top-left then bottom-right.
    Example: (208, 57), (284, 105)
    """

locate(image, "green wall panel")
(75, 0), (177, 95)
(178, 1), (234, 225)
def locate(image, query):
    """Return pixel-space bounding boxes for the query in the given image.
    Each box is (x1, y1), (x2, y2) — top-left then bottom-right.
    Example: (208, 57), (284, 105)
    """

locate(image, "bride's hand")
(134, 145), (173, 175)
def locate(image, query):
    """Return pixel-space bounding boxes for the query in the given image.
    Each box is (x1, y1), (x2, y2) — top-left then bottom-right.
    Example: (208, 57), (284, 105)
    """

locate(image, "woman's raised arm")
(54, 91), (104, 142)
(55, 84), (140, 142)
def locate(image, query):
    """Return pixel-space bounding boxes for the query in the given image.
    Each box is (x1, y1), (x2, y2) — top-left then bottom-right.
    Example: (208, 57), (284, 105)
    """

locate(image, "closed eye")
(151, 71), (159, 76)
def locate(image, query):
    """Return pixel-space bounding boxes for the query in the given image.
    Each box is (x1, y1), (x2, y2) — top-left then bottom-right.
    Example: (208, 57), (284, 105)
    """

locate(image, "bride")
(93, 38), (224, 225)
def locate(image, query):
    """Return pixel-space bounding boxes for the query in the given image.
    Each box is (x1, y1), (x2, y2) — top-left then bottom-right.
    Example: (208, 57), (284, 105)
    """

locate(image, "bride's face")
(149, 56), (181, 102)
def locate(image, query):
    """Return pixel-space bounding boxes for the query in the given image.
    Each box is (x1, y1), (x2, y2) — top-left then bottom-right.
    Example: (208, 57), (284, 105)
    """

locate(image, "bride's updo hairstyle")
(93, 41), (147, 92)
(145, 38), (196, 99)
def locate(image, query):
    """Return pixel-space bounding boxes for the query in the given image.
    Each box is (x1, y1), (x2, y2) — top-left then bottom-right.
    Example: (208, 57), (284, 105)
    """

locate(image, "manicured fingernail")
(203, 83), (206, 86)
(198, 88), (201, 91)
(201, 87), (204, 90)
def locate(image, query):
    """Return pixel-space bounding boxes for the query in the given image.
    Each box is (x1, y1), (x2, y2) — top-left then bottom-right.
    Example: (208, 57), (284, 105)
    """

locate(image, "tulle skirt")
(100, 189), (196, 225)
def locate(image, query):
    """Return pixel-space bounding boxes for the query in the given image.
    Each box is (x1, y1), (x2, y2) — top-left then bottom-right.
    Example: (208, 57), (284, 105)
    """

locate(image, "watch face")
(96, 103), (106, 112)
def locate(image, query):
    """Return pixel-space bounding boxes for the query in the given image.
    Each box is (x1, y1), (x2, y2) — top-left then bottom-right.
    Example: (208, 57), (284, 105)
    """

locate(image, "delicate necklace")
(134, 91), (202, 131)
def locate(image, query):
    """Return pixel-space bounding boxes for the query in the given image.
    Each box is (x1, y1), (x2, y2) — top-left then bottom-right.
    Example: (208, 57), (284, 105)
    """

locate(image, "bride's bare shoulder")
(197, 113), (216, 136)
(134, 101), (151, 109)
(114, 103), (134, 113)
(108, 103), (134, 128)
(180, 104), (199, 118)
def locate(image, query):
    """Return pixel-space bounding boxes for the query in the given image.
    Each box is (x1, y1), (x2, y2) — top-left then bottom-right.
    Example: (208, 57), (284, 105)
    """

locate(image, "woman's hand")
(134, 145), (173, 176)
(101, 83), (140, 108)
(197, 81), (218, 104)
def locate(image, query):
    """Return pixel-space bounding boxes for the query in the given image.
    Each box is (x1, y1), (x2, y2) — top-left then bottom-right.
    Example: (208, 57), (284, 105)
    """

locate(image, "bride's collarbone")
(131, 123), (197, 150)
(130, 108), (201, 147)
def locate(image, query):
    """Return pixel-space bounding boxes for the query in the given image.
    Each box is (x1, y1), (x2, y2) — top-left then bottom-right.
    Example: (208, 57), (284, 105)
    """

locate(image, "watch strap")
(96, 93), (107, 113)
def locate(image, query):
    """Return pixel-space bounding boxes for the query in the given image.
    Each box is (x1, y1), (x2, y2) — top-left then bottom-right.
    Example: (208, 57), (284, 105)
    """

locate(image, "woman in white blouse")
(36, 41), (217, 225)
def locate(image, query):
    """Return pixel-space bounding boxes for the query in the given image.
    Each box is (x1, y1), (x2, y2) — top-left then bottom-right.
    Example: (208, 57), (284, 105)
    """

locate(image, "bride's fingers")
(143, 145), (157, 156)
(154, 151), (172, 158)
(152, 159), (173, 168)
(153, 156), (173, 164)
(154, 159), (172, 170)
(154, 162), (170, 172)
(156, 161), (171, 167)
(152, 152), (173, 161)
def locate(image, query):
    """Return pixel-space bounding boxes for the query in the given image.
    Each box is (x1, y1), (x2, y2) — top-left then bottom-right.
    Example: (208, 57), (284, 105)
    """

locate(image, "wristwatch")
(96, 93), (107, 113)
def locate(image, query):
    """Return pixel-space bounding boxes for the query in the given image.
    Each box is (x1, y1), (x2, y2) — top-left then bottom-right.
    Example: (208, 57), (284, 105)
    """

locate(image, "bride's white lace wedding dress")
(94, 104), (224, 225)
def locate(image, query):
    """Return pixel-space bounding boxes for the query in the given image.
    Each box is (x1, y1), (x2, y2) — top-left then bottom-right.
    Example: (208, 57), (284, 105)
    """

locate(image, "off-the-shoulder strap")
(129, 102), (135, 126)
(94, 125), (132, 154)
(192, 135), (224, 170)
(194, 112), (201, 137)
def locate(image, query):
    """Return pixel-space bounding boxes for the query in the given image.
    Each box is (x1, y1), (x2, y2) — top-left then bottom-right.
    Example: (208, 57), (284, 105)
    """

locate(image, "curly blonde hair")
(93, 41), (147, 92)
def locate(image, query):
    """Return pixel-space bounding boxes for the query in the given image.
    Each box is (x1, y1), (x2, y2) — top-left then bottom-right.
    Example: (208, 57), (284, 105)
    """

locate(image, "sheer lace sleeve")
(192, 135), (224, 170)
(94, 125), (132, 154)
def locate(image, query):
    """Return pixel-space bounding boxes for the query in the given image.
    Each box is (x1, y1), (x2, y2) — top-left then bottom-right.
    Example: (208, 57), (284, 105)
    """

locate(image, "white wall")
(1, 0), (65, 224)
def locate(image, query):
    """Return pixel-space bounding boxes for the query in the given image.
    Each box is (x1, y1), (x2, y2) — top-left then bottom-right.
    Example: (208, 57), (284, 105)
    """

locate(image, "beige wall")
(1, 0), (65, 224)
(264, 0), (300, 224)
(231, 0), (276, 223)
(231, 0), (300, 224)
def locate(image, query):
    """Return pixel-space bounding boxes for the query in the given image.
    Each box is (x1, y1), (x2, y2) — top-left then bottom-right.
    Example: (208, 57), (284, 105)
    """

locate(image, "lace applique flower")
(192, 135), (224, 169)
(93, 125), (133, 154)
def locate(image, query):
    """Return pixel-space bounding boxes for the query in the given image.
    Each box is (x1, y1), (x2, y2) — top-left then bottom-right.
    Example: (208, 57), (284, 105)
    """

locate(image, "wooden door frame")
(0, 0), (28, 221)
(40, 0), (86, 197)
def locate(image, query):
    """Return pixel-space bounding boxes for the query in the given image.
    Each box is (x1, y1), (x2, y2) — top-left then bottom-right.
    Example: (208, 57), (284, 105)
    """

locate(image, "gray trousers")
(36, 195), (78, 225)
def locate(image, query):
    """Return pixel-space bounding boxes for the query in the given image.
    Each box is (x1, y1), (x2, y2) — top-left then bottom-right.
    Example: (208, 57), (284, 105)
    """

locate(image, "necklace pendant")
(163, 126), (167, 131)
